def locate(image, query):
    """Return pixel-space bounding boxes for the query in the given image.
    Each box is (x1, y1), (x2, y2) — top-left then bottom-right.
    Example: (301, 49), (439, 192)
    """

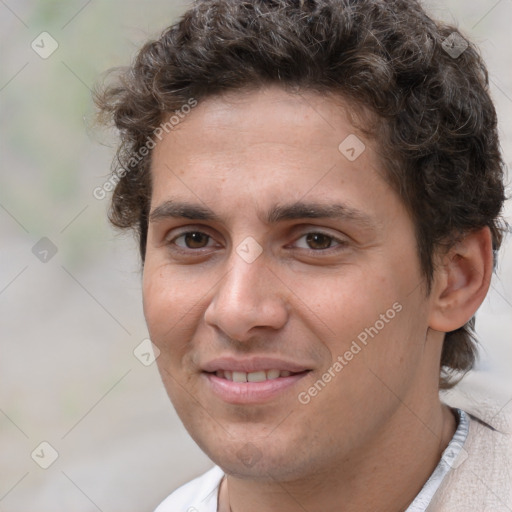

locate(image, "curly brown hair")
(94, 0), (506, 388)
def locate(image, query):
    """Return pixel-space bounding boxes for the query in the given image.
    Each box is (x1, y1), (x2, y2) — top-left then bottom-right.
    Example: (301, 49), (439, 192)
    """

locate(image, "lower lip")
(203, 372), (309, 404)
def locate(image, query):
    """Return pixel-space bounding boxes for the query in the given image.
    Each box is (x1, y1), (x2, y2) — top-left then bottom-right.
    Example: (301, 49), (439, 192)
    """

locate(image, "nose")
(204, 250), (289, 342)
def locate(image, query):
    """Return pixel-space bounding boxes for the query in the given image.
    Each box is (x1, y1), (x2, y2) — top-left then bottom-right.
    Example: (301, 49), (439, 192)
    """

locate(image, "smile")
(203, 369), (310, 404)
(213, 369), (296, 382)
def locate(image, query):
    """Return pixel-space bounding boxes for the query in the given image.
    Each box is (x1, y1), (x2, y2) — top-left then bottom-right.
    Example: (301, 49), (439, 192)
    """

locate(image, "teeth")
(217, 369), (295, 382)
(266, 369), (280, 380)
(247, 371), (267, 382)
(232, 371), (247, 383)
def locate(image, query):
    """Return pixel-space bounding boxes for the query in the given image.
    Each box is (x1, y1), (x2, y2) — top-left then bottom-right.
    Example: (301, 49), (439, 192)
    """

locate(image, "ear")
(428, 227), (493, 333)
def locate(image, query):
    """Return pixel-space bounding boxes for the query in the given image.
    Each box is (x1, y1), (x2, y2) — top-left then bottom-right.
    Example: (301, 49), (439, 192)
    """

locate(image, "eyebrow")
(149, 199), (376, 228)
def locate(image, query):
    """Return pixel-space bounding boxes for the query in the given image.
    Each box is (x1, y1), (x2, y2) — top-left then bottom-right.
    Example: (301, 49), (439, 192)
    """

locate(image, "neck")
(219, 400), (457, 512)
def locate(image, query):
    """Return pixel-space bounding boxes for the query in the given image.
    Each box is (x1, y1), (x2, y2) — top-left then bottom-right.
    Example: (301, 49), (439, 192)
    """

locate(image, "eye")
(171, 231), (215, 250)
(294, 232), (346, 251)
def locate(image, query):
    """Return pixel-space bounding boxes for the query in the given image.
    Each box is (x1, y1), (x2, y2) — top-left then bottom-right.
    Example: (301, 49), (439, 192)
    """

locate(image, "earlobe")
(429, 227), (493, 333)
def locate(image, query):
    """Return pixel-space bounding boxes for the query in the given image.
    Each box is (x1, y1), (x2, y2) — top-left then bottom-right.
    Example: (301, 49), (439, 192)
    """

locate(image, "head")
(95, 0), (506, 481)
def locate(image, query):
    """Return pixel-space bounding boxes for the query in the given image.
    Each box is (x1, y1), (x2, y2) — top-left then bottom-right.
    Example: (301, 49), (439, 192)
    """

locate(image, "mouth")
(210, 369), (304, 382)
(202, 368), (311, 405)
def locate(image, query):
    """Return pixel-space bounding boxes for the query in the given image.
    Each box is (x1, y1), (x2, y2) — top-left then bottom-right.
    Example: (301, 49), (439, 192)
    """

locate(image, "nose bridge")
(204, 247), (288, 341)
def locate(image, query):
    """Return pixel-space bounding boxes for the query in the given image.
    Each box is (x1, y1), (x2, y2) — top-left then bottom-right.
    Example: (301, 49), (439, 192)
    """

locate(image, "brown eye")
(305, 233), (334, 250)
(175, 232), (211, 249)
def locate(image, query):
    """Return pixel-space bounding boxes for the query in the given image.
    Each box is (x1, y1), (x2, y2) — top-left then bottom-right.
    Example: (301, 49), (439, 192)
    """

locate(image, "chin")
(194, 433), (315, 482)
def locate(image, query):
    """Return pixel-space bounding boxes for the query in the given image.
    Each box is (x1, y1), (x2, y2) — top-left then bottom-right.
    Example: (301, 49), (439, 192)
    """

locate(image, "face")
(143, 86), (435, 481)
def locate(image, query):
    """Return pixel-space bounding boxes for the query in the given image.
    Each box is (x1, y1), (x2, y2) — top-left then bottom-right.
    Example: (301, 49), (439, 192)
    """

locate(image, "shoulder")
(431, 384), (512, 510)
(154, 466), (225, 512)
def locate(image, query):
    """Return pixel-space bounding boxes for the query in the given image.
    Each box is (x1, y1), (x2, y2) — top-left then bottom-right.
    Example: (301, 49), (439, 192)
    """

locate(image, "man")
(95, 0), (510, 510)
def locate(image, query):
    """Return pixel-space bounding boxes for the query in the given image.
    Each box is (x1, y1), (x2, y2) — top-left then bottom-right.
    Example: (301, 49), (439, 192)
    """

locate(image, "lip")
(201, 356), (310, 373)
(203, 371), (310, 404)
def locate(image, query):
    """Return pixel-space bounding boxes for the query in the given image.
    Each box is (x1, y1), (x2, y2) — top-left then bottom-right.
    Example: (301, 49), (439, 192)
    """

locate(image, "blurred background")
(0, 1), (511, 510)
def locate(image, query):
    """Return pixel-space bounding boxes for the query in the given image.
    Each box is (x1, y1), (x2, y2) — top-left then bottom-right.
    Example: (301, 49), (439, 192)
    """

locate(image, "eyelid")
(167, 228), (217, 246)
(165, 223), (216, 238)
(290, 230), (348, 251)
(162, 224), (218, 250)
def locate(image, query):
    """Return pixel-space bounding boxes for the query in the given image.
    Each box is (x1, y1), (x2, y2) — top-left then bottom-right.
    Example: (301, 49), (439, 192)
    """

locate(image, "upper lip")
(202, 356), (311, 373)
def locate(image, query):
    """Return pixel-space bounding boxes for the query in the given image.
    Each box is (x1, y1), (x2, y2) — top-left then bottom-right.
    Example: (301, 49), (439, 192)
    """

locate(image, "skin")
(142, 86), (493, 512)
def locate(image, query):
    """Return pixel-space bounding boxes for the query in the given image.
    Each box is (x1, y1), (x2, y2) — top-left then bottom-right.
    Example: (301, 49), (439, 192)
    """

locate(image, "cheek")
(142, 265), (171, 337)
(142, 263), (200, 353)
(318, 256), (426, 370)
(143, 266), (206, 405)
(308, 268), (402, 341)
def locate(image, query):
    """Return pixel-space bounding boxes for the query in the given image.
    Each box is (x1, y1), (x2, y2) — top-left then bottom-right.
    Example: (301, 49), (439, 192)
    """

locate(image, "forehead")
(149, 86), (398, 224)
(152, 86), (369, 166)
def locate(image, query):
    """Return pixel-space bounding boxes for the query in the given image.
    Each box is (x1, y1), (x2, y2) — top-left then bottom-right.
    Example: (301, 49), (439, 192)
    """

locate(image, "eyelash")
(166, 229), (348, 254)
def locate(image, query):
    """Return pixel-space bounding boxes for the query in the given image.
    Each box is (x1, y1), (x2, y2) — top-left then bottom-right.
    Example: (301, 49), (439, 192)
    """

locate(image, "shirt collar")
(405, 408), (469, 512)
